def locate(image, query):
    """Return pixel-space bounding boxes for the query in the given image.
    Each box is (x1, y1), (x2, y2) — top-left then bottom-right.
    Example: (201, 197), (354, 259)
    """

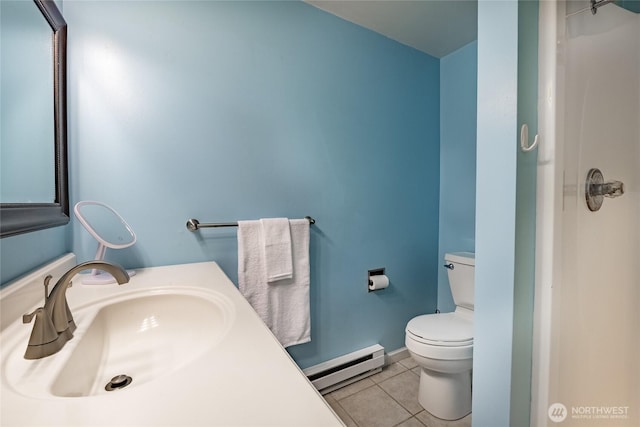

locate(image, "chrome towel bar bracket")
(186, 216), (315, 231)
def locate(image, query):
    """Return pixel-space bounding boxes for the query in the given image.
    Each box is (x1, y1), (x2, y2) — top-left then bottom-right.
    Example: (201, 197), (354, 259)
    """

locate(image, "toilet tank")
(445, 252), (475, 311)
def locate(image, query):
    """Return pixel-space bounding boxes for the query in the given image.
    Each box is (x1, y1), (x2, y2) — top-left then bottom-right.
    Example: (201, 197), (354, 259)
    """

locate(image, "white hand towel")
(260, 218), (293, 283)
(238, 219), (310, 348)
(237, 220), (263, 296)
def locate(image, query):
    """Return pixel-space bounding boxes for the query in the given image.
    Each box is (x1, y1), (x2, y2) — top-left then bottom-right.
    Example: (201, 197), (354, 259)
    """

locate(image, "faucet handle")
(22, 307), (64, 359)
(22, 306), (60, 348)
(43, 275), (53, 300)
(42, 275), (71, 301)
(23, 307), (44, 324)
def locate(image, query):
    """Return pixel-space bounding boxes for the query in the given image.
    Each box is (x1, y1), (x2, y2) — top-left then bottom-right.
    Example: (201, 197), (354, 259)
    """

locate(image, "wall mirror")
(0, 0), (69, 238)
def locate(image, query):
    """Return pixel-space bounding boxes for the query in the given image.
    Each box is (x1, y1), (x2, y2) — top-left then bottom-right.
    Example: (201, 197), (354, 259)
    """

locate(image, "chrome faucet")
(22, 261), (130, 360)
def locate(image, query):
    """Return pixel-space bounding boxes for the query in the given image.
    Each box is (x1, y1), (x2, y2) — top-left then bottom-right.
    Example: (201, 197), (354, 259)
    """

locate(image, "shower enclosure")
(533, 1), (639, 426)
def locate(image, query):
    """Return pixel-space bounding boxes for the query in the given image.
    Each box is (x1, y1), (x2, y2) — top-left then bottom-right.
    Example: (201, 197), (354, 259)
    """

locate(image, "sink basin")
(52, 291), (232, 397)
(1, 260), (343, 427)
(3, 288), (234, 399)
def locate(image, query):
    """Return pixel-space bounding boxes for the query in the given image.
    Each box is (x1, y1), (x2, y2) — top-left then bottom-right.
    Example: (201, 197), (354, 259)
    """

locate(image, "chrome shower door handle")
(586, 168), (625, 212)
(594, 180), (624, 198)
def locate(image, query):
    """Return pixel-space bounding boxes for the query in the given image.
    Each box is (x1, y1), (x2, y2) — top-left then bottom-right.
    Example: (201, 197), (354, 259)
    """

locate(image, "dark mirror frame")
(0, 0), (68, 238)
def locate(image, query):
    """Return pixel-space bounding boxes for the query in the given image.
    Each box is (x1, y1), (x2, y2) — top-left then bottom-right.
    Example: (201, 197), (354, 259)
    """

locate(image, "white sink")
(51, 291), (232, 397)
(3, 288), (234, 399)
(1, 258), (344, 426)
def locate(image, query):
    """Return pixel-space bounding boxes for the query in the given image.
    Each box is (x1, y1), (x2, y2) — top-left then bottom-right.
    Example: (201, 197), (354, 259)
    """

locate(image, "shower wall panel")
(550, 4), (640, 426)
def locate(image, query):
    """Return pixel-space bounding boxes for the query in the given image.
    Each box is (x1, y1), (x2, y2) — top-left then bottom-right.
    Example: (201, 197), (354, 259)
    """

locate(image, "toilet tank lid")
(445, 252), (475, 266)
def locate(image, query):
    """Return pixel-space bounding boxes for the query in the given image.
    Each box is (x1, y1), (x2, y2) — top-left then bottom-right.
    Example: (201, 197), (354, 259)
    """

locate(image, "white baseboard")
(386, 347), (409, 364)
(304, 344), (385, 393)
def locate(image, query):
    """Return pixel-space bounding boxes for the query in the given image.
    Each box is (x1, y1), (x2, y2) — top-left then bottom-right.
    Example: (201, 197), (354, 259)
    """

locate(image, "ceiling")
(306, 0), (477, 58)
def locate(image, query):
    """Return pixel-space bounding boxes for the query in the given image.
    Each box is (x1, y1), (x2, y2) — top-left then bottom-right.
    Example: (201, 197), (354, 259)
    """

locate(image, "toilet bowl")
(405, 252), (474, 421)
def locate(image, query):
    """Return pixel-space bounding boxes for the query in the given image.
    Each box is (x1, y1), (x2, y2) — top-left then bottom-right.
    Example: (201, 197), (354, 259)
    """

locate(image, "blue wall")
(473, 2), (519, 425)
(511, 1), (538, 425)
(616, 0), (640, 13)
(63, 0), (441, 368)
(0, 3), (541, 424)
(0, 226), (69, 285)
(437, 41), (477, 313)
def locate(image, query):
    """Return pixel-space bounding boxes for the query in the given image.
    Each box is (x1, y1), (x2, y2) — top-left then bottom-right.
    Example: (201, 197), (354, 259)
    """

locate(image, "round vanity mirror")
(74, 201), (136, 284)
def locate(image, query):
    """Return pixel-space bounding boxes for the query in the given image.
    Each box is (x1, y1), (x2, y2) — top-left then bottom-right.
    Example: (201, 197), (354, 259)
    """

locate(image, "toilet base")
(418, 368), (471, 421)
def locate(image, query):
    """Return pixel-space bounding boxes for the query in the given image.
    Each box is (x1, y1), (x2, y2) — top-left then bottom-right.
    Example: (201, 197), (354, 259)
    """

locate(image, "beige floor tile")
(453, 413), (471, 427)
(395, 416), (427, 427)
(329, 377), (376, 401)
(411, 366), (421, 377)
(415, 410), (446, 427)
(456, 414), (472, 427)
(398, 356), (418, 370)
(339, 385), (412, 427)
(415, 410), (472, 427)
(324, 394), (358, 427)
(378, 370), (423, 415)
(370, 362), (407, 384)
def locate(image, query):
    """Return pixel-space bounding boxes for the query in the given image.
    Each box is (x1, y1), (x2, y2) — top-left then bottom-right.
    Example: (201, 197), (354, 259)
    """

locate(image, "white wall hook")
(520, 123), (539, 152)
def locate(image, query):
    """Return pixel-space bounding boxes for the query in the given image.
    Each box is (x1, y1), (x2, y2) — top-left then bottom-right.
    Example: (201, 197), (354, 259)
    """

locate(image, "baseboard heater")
(303, 344), (385, 394)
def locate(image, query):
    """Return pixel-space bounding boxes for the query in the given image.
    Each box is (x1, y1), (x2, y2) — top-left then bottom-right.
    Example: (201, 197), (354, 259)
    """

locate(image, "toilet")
(405, 252), (474, 420)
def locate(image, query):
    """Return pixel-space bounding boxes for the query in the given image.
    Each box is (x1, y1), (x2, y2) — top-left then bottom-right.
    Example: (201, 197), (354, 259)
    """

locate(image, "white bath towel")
(238, 219), (311, 348)
(260, 218), (293, 283)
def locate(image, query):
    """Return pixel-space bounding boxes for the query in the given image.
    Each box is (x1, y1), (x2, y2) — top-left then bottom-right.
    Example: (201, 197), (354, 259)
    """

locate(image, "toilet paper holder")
(368, 268), (386, 292)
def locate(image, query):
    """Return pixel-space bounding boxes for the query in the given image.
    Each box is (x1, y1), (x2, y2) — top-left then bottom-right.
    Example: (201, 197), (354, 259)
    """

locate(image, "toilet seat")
(406, 313), (473, 347)
(404, 252), (475, 421)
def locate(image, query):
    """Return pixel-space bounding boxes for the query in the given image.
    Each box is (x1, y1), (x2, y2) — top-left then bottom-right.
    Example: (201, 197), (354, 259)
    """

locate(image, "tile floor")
(323, 355), (472, 427)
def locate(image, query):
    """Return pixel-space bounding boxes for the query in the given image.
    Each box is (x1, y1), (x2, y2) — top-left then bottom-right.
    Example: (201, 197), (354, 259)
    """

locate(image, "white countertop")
(0, 256), (344, 426)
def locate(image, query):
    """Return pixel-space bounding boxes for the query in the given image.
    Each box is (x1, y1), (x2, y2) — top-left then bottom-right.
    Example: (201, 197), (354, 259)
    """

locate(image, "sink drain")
(105, 374), (133, 391)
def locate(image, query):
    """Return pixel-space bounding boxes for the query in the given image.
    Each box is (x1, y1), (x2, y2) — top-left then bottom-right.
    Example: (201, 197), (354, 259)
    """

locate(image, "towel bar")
(186, 216), (315, 232)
